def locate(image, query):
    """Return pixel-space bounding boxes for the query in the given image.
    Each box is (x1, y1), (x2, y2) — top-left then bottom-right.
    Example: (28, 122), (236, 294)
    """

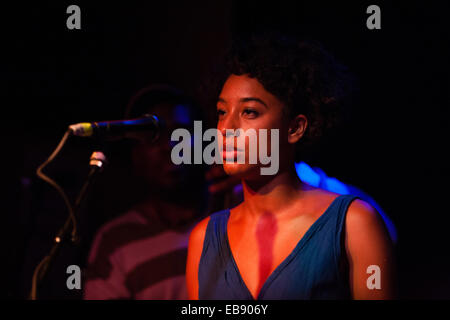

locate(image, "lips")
(221, 139), (244, 161)
(222, 149), (239, 158)
(222, 146), (244, 161)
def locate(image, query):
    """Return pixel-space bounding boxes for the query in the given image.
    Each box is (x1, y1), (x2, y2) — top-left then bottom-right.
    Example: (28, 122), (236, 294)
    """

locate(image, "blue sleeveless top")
(198, 194), (358, 300)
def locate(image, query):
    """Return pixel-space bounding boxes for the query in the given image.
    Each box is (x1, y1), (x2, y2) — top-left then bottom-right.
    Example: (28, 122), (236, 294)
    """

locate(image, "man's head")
(125, 84), (204, 193)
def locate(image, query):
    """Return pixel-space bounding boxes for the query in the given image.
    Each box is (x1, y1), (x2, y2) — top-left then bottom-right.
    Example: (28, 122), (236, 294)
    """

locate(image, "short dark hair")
(224, 32), (354, 151)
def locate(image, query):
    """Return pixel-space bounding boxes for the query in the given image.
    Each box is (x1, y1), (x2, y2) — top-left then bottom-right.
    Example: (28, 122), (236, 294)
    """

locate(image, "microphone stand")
(29, 151), (107, 300)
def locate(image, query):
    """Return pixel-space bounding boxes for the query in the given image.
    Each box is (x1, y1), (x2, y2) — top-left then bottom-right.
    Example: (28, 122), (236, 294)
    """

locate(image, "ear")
(287, 114), (308, 144)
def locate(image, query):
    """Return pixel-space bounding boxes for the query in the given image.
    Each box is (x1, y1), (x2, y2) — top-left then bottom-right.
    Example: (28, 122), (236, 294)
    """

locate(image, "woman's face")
(217, 74), (292, 178)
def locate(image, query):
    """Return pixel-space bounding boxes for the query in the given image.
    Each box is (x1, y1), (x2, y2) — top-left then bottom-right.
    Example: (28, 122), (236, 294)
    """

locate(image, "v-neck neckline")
(223, 194), (343, 300)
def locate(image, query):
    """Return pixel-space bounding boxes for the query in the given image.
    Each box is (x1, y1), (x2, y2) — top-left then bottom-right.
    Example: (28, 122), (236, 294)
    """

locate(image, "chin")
(222, 162), (260, 178)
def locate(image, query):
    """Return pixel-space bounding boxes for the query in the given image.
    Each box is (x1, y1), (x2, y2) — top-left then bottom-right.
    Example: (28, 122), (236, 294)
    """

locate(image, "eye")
(242, 108), (259, 118)
(217, 109), (226, 118)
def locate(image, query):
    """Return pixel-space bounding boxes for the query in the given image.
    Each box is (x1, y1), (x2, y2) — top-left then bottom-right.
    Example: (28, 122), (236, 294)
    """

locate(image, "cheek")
(239, 117), (286, 155)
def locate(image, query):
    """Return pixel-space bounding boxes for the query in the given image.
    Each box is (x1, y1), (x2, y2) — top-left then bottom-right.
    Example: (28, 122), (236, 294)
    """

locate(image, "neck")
(240, 165), (306, 220)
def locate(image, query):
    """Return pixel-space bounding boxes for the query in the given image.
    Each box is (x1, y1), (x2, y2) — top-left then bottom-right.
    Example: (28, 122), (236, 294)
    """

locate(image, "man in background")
(83, 85), (224, 299)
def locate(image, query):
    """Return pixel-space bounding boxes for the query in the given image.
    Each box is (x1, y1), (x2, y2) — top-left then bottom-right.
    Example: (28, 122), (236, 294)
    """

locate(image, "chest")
(226, 213), (319, 299)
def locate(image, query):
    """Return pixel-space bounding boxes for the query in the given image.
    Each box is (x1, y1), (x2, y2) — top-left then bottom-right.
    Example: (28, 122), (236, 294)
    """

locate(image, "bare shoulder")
(344, 198), (394, 263)
(300, 186), (342, 211)
(186, 215), (211, 299)
(189, 215), (211, 246)
(344, 199), (396, 299)
(307, 188), (383, 229)
(345, 199), (387, 234)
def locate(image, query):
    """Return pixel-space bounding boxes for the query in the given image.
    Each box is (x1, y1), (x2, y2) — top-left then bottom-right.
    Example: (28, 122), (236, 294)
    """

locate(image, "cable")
(36, 129), (76, 237)
(30, 128), (75, 300)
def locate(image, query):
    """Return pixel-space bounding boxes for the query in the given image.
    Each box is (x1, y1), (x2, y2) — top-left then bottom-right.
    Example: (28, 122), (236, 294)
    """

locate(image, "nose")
(218, 111), (240, 137)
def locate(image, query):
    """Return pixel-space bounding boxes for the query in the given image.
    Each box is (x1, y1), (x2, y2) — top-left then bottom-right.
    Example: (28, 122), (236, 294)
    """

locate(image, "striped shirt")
(83, 206), (195, 299)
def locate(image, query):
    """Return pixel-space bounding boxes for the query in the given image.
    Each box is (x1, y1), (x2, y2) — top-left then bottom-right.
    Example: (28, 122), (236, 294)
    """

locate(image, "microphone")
(68, 114), (161, 142)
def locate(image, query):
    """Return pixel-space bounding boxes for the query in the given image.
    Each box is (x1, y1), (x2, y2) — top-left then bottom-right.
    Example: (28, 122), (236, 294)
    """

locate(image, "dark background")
(1, 1), (448, 299)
